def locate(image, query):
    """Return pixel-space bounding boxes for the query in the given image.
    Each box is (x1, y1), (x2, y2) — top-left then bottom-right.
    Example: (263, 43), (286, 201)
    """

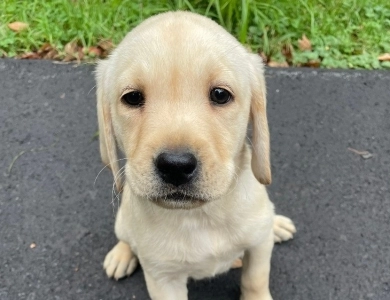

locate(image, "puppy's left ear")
(248, 54), (271, 185)
(96, 60), (122, 192)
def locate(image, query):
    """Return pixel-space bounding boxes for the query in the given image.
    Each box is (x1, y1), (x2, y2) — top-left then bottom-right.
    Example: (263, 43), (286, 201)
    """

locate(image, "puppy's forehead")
(112, 12), (249, 90)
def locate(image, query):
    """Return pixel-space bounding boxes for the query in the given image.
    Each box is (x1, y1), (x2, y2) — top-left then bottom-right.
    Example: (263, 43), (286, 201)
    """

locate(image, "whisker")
(112, 166), (126, 200)
(88, 85), (97, 96)
(94, 158), (128, 187)
(246, 136), (259, 159)
(110, 165), (126, 215)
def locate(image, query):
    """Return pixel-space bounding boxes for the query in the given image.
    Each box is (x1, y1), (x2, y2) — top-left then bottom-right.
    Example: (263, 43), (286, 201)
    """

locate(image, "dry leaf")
(303, 60), (321, 68)
(30, 243), (36, 249)
(88, 46), (102, 57)
(63, 54), (75, 62)
(39, 43), (53, 52)
(8, 21), (29, 32)
(268, 61), (289, 68)
(20, 52), (40, 59)
(282, 44), (294, 64)
(97, 39), (114, 52)
(38, 43), (59, 59)
(298, 34), (312, 51)
(64, 41), (79, 56)
(97, 39), (114, 58)
(378, 53), (390, 61)
(43, 49), (59, 59)
(63, 41), (83, 62)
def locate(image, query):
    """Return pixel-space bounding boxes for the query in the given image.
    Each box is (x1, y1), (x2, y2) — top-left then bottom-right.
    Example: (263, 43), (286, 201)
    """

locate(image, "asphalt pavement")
(0, 59), (389, 300)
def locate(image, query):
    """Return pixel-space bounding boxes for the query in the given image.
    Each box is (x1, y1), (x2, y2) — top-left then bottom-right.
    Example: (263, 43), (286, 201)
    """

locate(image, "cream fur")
(97, 11), (296, 300)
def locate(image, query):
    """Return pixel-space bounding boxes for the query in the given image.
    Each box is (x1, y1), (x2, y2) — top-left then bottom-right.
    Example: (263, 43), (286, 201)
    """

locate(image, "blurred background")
(1, 0), (390, 69)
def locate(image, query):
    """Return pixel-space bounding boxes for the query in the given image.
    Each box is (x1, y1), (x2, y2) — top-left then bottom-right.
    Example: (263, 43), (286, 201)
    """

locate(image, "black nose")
(155, 151), (197, 186)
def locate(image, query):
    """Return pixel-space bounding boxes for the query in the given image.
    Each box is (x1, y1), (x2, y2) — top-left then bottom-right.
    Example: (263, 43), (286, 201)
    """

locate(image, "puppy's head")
(96, 12), (270, 209)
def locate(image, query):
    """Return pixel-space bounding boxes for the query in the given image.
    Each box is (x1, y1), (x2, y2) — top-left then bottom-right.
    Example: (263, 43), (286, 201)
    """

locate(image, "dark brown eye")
(210, 88), (232, 105)
(121, 91), (144, 107)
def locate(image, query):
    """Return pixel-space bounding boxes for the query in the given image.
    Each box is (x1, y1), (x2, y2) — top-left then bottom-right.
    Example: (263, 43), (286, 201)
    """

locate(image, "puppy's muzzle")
(155, 151), (197, 187)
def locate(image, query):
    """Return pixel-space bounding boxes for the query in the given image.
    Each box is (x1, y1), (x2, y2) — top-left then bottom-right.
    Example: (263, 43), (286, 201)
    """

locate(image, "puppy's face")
(97, 12), (270, 209)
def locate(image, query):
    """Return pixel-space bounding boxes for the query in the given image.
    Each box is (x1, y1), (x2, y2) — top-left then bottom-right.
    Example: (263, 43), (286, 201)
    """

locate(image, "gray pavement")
(0, 59), (389, 300)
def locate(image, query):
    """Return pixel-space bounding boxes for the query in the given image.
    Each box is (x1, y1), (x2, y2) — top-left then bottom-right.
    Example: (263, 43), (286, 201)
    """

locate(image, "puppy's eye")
(210, 88), (232, 105)
(121, 91), (144, 107)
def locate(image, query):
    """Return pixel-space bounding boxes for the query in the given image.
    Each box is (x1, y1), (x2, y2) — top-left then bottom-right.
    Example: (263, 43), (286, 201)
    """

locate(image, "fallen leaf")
(378, 53), (390, 61)
(64, 41), (79, 56)
(281, 44), (294, 65)
(63, 54), (75, 62)
(20, 52), (41, 59)
(268, 60), (289, 68)
(97, 39), (115, 58)
(8, 21), (29, 32)
(38, 43), (59, 59)
(30, 243), (36, 249)
(39, 43), (53, 52)
(97, 39), (114, 52)
(298, 34), (312, 51)
(302, 60), (321, 68)
(44, 49), (59, 59)
(347, 147), (373, 159)
(63, 41), (85, 62)
(88, 46), (102, 57)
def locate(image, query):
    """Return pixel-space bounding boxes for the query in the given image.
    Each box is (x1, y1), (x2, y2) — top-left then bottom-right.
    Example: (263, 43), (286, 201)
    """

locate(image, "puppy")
(96, 11), (296, 300)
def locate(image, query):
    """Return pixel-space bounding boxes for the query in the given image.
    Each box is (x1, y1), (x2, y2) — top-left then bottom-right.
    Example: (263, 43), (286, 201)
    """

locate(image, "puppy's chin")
(149, 192), (208, 210)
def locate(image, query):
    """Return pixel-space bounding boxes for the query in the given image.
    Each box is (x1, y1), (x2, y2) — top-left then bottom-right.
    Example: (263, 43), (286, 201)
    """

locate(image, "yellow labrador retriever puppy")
(96, 11), (296, 300)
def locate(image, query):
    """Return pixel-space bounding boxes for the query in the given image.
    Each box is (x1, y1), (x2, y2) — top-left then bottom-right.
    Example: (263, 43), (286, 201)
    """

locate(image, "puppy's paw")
(273, 215), (296, 243)
(103, 241), (138, 280)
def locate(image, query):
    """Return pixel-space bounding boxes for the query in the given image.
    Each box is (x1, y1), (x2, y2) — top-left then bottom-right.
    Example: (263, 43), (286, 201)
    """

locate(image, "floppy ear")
(96, 60), (122, 191)
(249, 54), (271, 185)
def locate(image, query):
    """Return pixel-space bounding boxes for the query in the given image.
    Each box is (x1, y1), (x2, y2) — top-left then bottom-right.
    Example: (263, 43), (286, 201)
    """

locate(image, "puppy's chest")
(135, 218), (252, 278)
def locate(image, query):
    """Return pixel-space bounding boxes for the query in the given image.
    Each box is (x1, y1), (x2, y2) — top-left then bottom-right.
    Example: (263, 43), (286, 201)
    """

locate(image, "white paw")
(273, 215), (296, 243)
(103, 241), (138, 280)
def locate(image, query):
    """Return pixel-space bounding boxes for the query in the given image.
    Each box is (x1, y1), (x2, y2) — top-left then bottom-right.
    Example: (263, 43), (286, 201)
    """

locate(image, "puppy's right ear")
(96, 60), (122, 191)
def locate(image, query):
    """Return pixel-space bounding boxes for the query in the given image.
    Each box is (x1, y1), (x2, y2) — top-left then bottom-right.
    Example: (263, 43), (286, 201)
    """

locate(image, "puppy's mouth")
(149, 191), (208, 209)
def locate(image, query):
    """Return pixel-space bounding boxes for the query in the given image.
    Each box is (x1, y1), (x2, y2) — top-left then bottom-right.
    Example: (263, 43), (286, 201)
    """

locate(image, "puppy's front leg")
(240, 230), (274, 300)
(143, 270), (188, 300)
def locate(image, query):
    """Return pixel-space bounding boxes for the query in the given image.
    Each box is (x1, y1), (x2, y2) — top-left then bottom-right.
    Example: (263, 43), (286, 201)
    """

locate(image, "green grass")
(1, 0), (390, 68)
